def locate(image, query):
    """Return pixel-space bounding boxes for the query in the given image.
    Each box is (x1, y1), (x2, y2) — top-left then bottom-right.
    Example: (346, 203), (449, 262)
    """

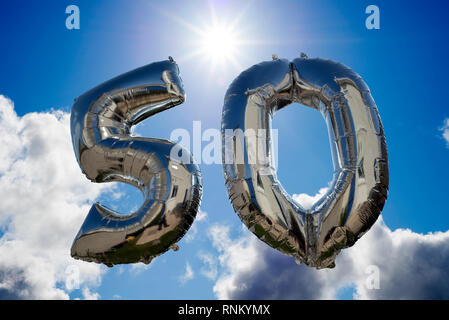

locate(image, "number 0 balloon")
(221, 55), (389, 268)
(70, 59), (202, 266)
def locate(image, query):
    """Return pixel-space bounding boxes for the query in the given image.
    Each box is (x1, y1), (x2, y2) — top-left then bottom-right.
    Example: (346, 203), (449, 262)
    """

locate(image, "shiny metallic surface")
(70, 60), (202, 267)
(221, 56), (388, 269)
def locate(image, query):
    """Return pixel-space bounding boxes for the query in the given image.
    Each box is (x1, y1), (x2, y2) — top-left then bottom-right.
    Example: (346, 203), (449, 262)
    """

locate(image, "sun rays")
(152, 1), (258, 75)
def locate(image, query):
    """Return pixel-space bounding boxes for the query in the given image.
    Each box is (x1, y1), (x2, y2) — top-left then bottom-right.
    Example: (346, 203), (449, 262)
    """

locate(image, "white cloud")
(82, 287), (100, 300)
(198, 252), (218, 280)
(179, 261), (194, 285)
(204, 188), (449, 299)
(184, 210), (208, 243)
(292, 187), (328, 210)
(197, 210), (208, 222)
(209, 213), (449, 299)
(207, 225), (259, 298)
(441, 118), (449, 147)
(0, 95), (114, 299)
(129, 261), (156, 275)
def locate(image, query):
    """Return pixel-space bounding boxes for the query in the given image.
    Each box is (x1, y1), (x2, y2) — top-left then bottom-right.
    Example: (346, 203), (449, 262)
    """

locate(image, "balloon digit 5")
(70, 59), (202, 267)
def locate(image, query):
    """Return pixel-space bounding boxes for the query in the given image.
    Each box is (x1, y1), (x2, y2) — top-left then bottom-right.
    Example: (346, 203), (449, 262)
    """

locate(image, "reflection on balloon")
(221, 55), (388, 269)
(70, 59), (202, 267)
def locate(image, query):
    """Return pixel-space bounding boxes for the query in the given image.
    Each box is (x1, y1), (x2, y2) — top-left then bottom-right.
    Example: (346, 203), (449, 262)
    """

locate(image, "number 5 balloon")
(70, 59), (202, 267)
(221, 55), (388, 268)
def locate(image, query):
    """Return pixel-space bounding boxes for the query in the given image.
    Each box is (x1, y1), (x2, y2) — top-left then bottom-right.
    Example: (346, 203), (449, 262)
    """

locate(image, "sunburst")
(154, 1), (257, 74)
(196, 22), (241, 71)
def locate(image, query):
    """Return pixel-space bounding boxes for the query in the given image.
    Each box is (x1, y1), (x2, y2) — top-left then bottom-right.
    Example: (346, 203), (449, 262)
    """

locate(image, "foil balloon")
(221, 54), (388, 268)
(70, 59), (202, 267)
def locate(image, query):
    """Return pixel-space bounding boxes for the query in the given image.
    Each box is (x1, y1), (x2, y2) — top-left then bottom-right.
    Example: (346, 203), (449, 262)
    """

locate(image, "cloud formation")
(185, 210), (208, 243)
(292, 187), (328, 210)
(441, 118), (449, 147)
(209, 188), (449, 300)
(0, 95), (113, 299)
(179, 261), (194, 285)
(198, 252), (218, 280)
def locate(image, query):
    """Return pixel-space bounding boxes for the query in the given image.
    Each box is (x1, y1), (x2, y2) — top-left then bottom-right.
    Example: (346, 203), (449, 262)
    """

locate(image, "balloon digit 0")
(70, 59), (202, 266)
(221, 55), (388, 268)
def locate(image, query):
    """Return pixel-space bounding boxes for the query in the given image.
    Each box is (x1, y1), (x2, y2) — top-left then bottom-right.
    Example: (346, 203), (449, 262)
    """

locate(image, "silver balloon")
(221, 55), (388, 268)
(70, 59), (202, 267)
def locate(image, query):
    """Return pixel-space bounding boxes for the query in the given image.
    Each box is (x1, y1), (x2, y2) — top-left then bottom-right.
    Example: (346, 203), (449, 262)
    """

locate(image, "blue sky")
(1, 0), (449, 300)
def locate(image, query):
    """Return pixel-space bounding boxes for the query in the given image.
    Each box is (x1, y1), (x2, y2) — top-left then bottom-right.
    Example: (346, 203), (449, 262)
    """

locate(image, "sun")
(152, 1), (258, 74)
(187, 19), (244, 73)
(198, 23), (239, 67)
